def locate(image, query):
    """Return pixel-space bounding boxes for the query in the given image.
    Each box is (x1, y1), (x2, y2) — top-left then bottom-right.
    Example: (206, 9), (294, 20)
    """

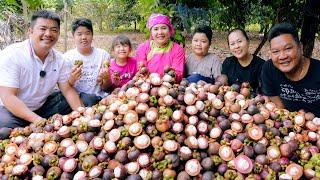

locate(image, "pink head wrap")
(147, 13), (175, 38)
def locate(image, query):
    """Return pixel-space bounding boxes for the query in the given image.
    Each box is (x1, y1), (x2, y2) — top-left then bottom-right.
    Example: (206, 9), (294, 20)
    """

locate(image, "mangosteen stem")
(120, 129), (129, 137)
(48, 155), (59, 167)
(164, 132), (175, 140)
(47, 172), (59, 180)
(211, 155), (222, 165)
(153, 159), (169, 171)
(150, 96), (158, 106)
(244, 138), (252, 145)
(225, 170), (237, 179)
(98, 162), (108, 169)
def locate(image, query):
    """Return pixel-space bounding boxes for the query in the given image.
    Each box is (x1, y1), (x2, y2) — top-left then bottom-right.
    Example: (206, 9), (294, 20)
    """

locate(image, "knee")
(0, 115), (25, 129)
(0, 127), (12, 140)
(0, 108), (28, 128)
(0, 112), (15, 128)
(0, 119), (14, 128)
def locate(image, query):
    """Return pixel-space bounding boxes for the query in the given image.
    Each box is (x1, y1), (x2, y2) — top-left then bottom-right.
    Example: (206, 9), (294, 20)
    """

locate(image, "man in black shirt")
(261, 23), (320, 117)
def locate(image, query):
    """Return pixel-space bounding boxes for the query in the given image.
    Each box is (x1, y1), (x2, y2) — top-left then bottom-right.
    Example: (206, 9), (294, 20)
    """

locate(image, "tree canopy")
(0, 0), (319, 56)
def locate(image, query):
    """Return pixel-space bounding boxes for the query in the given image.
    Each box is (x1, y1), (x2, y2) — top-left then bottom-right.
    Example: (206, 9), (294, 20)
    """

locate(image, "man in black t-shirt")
(261, 23), (320, 117)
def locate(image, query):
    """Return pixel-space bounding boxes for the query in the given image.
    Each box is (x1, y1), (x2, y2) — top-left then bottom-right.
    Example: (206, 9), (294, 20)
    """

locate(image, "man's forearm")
(269, 96), (285, 109)
(62, 88), (83, 109)
(2, 95), (41, 123)
(68, 78), (75, 86)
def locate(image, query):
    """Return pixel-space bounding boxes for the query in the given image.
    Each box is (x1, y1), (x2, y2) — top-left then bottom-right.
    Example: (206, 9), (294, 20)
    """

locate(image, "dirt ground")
(55, 31), (320, 61)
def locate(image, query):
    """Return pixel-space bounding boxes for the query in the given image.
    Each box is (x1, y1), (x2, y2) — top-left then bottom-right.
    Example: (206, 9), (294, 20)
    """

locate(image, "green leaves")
(6, 0), (20, 7)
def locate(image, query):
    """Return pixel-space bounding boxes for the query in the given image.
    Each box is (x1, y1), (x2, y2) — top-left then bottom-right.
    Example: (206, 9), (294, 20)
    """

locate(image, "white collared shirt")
(0, 39), (70, 111)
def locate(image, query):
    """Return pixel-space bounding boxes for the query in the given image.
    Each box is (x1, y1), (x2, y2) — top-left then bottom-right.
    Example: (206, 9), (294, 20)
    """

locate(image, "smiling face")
(112, 43), (131, 61)
(29, 18), (60, 53)
(270, 34), (303, 74)
(151, 24), (171, 47)
(192, 32), (210, 58)
(73, 26), (93, 52)
(228, 30), (250, 60)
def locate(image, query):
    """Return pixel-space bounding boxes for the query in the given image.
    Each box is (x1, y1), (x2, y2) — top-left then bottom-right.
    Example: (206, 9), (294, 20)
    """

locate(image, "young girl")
(185, 25), (221, 83)
(108, 35), (137, 88)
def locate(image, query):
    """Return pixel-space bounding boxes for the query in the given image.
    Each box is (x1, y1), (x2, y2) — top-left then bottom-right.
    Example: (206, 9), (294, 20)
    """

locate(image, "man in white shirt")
(64, 18), (111, 106)
(0, 10), (83, 137)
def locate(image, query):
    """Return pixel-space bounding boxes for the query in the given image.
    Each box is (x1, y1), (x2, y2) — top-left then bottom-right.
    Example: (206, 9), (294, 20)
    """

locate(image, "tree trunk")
(21, 0), (28, 38)
(275, 6), (286, 23)
(21, 0), (28, 22)
(98, 18), (103, 32)
(254, 24), (270, 55)
(98, 9), (103, 32)
(254, 0), (290, 56)
(63, 0), (68, 52)
(300, 0), (320, 58)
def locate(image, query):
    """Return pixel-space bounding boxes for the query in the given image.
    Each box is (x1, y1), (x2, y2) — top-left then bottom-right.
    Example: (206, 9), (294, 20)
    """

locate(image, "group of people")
(0, 10), (319, 138)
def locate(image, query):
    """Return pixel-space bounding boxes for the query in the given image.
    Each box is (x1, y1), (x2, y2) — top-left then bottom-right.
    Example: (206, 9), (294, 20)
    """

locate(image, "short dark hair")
(31, 10), (60, 28)
(71, 18), (93, 35)
(227, 28), (249, 45)
(268, 23), (299, 44)
(193, 25), (213, 44)
(111, 35), (132, 50)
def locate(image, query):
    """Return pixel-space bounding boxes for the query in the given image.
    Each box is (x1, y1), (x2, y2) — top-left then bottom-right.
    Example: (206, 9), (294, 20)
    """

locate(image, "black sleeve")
(184, 54), (191, 77)
(184, 63), (189, 78)
(260, 60), (278, 96)
(221, 57), (230, 75)
(255, 56), (265, 94)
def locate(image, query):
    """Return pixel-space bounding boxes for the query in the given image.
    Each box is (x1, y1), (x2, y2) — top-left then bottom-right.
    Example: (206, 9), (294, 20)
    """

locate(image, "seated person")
(64, 18), (111, 107)
(222, 28), (265, 93)
(0, 10), (83, 133)
(261, 22), (320, 117)
(108, 35), (137, 88)
(185, 25), (221, 83)
(135, 13), (185, 82)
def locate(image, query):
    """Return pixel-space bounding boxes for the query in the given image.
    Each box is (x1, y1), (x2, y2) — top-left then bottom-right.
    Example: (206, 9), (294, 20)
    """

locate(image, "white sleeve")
(102, 49), (111, 62)
(58, 55), (71, 83)
(63, 51), (75, 72)
(63, 51), (74, 64)
(99, 49), (111, 67)
(0, 49), (20, 88)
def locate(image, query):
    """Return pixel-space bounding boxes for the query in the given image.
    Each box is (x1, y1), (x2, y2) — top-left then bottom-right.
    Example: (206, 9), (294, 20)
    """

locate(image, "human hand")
(112, 71), (121, 87)
(34, 117), (46, 127)
(97, 67), (110, 85)
(103, 61), (110, 69)
(69, 65), (82, 86)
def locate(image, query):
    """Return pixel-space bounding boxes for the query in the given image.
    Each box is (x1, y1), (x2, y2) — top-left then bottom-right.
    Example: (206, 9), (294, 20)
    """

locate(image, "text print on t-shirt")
(77, 64), (99, 88)
(280, 84), (320, 103)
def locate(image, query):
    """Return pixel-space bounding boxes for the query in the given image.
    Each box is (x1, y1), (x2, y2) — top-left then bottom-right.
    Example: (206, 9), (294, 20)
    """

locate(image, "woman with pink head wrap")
(135, 13), (185, 82)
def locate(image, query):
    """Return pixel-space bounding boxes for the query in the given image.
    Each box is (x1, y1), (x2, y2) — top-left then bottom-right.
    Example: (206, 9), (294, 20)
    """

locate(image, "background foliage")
(0, 0), (319, 55)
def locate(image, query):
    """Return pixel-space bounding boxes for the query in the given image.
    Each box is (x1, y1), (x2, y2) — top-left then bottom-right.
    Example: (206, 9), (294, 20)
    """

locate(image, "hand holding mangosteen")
(69, 61), (83, 86)
(97, 64), (111, 86)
